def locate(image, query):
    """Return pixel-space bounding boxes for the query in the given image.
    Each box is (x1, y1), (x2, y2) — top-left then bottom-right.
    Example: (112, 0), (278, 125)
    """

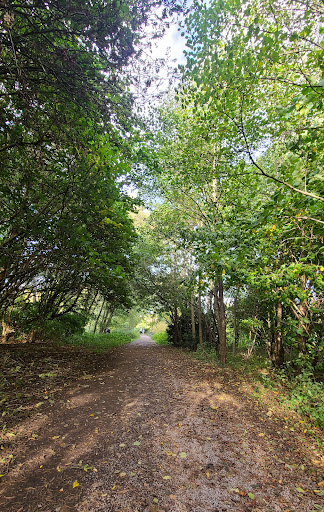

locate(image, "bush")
(152, 332), (170, 345)
(39, 313), (88, 341)
(276, 366), (324, 429)
(4, 306), (88, 342)
(193, 346), (219, 362)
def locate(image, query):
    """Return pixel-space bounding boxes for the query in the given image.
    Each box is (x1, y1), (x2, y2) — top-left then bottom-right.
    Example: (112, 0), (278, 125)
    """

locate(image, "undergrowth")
(60, 331), (136, 352)
(272, 367), (324, 430)
(152, 332), (170, 345)
(189, 346), (324, 431)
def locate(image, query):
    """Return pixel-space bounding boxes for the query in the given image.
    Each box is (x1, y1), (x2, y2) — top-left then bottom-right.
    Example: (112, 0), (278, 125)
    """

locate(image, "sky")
(152, 18), (187, 65)
(136, 9), (188, 104)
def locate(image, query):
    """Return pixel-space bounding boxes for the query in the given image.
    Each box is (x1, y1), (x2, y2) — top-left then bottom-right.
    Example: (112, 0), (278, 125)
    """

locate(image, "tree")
(0, 0), (184, 338)
(137, 80), (323, 368)
(182, 0), (324, 208)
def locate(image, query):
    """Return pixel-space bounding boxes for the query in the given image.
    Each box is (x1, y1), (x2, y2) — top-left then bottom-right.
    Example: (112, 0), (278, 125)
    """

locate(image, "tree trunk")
(247, 332), (257, 358)
(191, 294), (196, 346)
(87, 290), (99, 314)
(273, 301), (284, 367)
(1, 310), (15, 342)
(100, 305), (115, 333)
(197, 294), (203, 350)
(105, 307), (115, 331)
(297, 274), (308, 354)
(173, 307), (181, 346)
(233, 292), (237, 355)
(94, 300), (105, 334)
(100, 307), (110, 333)
(266, 312), (275, 362)
(214, 276), (227, 363)
(1, 318), (12, 342)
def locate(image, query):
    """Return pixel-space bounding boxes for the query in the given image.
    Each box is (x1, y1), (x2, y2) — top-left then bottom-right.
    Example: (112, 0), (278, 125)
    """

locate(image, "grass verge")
(189, 346), (324, 434)
(61, 331), (136, 352)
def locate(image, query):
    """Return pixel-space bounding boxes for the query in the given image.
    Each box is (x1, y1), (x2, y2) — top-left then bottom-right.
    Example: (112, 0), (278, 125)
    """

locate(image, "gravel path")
(0, 338), (323, 512)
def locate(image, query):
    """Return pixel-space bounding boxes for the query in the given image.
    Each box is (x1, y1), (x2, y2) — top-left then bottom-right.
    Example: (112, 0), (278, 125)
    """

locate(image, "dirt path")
(0, 337), (323, 512)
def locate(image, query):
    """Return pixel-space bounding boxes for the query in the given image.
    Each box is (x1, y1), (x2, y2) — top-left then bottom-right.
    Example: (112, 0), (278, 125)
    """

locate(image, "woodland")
(0, 0), (324, 425)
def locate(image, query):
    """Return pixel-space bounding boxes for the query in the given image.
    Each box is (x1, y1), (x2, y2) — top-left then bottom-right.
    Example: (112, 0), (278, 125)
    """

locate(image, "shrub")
(277, 367), (324, 429)
(37, 313), (88, 341)
(152, 332), (170, 345)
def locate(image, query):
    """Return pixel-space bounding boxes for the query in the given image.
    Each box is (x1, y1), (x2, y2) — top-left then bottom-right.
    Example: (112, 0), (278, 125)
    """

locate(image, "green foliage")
(135, 0), (324, 370)
(227, 353), (269, 372)
(0, 0), (185, 338)
(38, 314), (89, 342)
(237, 356), (324, 429)
(282, 371), (324, 429)
(222, 351), (324, 428)
(192, 346), (219, 363)
(61, 331), (136, 353)
(152, 332), (170, 345)
(4, 306), (88, 341)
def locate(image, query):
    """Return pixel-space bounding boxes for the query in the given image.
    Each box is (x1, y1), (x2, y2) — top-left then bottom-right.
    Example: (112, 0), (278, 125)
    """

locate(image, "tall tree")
(0, 0), (184, 336)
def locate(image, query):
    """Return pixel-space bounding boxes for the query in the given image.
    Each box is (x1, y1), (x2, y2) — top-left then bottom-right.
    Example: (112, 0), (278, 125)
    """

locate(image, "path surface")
(0, 336), (323, 512)
(128, 333), (158, 347)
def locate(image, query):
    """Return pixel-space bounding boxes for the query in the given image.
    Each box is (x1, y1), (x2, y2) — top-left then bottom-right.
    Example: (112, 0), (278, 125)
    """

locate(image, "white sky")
(152, 20), (187, 65)
(135, 11), (188, 104)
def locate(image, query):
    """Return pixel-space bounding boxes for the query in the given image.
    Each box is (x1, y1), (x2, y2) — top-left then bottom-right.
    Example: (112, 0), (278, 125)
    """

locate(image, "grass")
(60, 330), (137, 353)
(228, 353), (324, 430)
(269, 368), (324, 431)
(152, 332), (170, 345)
(187, 345), (324, 432)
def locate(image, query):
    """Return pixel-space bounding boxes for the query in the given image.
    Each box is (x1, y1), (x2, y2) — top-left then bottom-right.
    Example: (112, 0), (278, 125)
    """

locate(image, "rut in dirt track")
(0, 335), (322, 512)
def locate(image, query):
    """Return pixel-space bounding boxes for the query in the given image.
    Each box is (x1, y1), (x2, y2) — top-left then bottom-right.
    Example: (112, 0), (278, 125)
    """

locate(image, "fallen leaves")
(231, 488), (249, 497)
(1, 342), (323, 512)
(72, 481), (79, 488)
